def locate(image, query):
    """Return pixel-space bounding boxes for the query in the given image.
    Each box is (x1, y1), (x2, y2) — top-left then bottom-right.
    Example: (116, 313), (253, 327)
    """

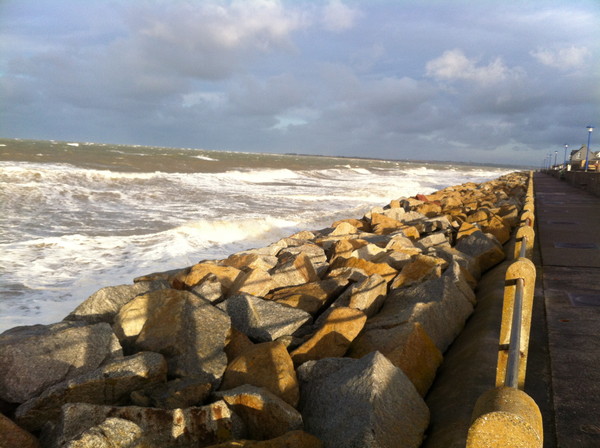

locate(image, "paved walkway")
(530, 172), (600, 447)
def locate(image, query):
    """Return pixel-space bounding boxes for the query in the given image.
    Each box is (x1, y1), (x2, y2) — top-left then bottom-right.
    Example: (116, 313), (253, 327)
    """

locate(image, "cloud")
(321, 0), (361, 32)
(530, 46), (591, 69)
(425, 49), (518, 85)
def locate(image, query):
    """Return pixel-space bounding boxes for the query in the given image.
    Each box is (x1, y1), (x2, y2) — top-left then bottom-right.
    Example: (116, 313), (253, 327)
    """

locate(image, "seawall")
(0, 171), (530, 448)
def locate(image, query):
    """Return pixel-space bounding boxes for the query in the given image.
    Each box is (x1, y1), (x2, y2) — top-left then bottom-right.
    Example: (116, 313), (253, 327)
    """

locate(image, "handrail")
(467, 171), (543, 447)
(505, 275), (524, 388)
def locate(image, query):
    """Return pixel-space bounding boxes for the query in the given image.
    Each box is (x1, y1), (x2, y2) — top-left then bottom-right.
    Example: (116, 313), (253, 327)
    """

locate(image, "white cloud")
(531, 46), (590, 69)
(425, 49), (515, 85)
(321, 0), (360, 32)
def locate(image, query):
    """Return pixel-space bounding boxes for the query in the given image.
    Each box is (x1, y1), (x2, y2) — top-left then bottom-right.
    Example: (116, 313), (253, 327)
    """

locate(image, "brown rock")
(483, 213), (511, 244)
(215, 385), (303, 440)
(329, 257), (398, 283)
(329, 221), (360, 237)
(455, 231), (505, 273)
(290, 307), (366, 366)
(391, 254), (445, 289)
(348, 322), (442, 396)
(203, 430), (323, 448)
(228, 267), (274, 298)
(270, 278), (348, 314)
(220, 341), (299, 407)
(0, 413), (40, 448)
(370, 212), (405, 235)
(223, 253), (278, 272)
(328, 238), (368, 261)
(415, 202), (442, 217)
(269, 252), (319, 289)
(456, 221), (481, 241)
(331, 218), (370, 232)
(175, 263), (242, 292)
(225, 327), (255, 363)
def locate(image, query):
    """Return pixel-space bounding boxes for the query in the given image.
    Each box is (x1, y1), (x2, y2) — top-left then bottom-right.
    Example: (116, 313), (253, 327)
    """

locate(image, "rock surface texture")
(0, 172), (528, 447)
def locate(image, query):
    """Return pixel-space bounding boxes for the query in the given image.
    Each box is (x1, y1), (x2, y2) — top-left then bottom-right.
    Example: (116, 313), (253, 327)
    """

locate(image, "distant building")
(569, 145), (600, 170)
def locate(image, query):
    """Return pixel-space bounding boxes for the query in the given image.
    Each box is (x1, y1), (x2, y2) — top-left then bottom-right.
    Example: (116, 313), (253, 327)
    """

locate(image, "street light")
(564, 144), (568, 168)
(554, 150), (558, 168)
(585, 126), (594, 171)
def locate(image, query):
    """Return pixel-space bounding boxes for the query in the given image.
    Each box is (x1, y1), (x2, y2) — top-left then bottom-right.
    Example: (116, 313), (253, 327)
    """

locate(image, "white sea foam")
(0, 156), (515, 332)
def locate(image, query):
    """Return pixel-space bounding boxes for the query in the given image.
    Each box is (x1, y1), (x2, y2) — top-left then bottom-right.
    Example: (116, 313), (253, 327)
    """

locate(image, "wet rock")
(217, 294), (312, 342)
(220, 341), (299, 407)
(215, 385), (303, 440)
(0, 321), (122, 404)
(15, 351), (167, 431)
(297, 352), (429, 448)
(64, 281), (169, 324)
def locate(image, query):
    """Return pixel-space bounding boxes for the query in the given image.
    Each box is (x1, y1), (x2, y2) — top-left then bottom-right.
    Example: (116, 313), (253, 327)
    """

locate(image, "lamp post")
(585, 126), (594, 172)
(554, 150), (557, 168)
(564, 144), (568, 168)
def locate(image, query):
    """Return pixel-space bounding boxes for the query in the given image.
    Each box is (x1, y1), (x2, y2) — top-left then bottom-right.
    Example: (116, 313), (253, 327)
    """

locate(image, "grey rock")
(190, 273), (224, 303)
(135, 292), (230, 383)
(329, 274), (387, 318)
(15, 352), (167, 431)
(0, 321), (122, 404)
(297, 352), (429, 448)
(415, 232), (450, 250)
(62, 417), (144, 448)
(367, 276), (474, 353)
(455, 231), (505, 273)
(429, 246), (481, 280)
(442, 259), (477, 305)
(130, 377), (212, 409)
(64, 281), (169, 324)
(215, 384), (303, 440)
(217, 294), (312, 342)
(371, 250), (412, 270)
(49, 401), (245, 448)
(279, 243), (329, 277)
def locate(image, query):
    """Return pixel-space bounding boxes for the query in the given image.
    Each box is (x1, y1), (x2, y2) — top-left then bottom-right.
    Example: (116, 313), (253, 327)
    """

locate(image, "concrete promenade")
(530, 172), (600, 447)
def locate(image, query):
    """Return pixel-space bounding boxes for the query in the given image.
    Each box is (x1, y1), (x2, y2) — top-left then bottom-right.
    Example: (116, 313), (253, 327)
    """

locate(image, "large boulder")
(63, 281), (168, 324)
(134, 291), (231, 383)
(328, 274), (387, 318)
(215, 385), (303, 440)
(61, 417), (143, 448)
(455, 230), (505, 273)
(49, 401), (245, 448)
(297, 352), (429, 448)
(130, 376), (212, 409)
(390, 254), (445, 289)
(368, 276), (474, 353)
(0, 321), (122, 403)
(269, 252), (319, 289)
(220, 341), (299, 407)
(269, 278), (348, 315)
(290, 307), (366, 366)
(328, 257), (397, 284)
(228, 267), (275, 298)
(348, 322), (442, 396)
(174, 262), (242, 292)
(217, 294), (312, 342)
(15, 352), (167, 432)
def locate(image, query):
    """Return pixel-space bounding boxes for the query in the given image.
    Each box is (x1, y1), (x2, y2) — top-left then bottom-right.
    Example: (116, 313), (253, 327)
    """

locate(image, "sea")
(0, 138), (519, 332)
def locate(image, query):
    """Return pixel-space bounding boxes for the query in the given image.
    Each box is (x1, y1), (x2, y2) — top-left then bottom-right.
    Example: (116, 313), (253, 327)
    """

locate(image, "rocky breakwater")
(0, 172), (528, 448)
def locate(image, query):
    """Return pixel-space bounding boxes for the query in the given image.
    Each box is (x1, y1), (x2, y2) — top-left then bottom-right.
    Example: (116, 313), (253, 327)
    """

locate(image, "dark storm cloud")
(1, 0), (599, 165)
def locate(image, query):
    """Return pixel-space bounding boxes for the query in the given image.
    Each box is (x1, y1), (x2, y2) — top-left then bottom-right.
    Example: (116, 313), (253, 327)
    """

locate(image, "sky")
(1, 0), (599, 166)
